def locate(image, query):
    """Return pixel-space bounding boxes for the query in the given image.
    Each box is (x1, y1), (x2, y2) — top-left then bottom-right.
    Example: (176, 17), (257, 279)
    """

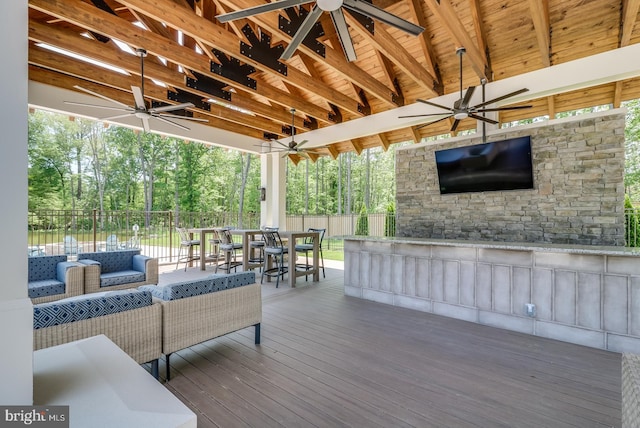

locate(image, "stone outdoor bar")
(344, 109), (640, 354)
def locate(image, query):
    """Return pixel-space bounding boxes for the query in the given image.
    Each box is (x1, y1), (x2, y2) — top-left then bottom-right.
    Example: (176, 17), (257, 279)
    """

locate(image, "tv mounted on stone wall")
(434, 136), (534, 194)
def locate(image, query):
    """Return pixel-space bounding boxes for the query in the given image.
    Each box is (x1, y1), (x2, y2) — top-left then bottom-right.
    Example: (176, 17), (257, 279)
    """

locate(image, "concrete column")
(0, 0), (33, 404)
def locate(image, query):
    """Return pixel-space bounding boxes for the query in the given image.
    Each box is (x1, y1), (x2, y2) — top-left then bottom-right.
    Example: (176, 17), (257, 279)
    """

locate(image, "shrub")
(625, 194), (639, 247)
(384, 203), (396, 237)
(355, 206), (369, 236)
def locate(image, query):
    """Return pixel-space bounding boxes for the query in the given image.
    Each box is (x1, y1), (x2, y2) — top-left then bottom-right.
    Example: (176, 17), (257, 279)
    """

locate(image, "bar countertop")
(342, 235), (640, 257)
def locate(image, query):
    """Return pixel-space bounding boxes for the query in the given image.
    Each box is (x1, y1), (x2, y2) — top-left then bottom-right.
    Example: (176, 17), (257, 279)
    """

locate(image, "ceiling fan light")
(454, 112), (468, 120)
(317, 0), (343, 12)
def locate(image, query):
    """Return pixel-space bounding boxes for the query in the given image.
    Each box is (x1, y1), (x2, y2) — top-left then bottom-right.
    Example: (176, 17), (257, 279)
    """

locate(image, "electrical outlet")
(525, 303), (536, 317)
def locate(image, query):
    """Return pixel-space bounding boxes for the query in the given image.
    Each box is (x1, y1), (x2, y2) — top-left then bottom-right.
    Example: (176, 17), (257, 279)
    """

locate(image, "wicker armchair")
(140, 272), (261, 380)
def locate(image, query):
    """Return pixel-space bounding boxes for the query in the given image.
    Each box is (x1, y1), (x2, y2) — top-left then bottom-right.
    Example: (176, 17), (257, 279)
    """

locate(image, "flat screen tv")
(434, 136), (534, 194)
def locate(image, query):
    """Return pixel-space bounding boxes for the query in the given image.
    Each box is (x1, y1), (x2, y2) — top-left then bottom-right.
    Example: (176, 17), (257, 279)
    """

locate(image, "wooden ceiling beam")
(527, 0), (551, 67)
(423, 0), (489, 82)
(326, 144), (340, 160)
(375, 133), (391, 152)
(29, 49), (287, 135)
(374, 52), (397, 96)
(613, 81), (623, 108)
(345, 12), (440, 98)
(547, 95), (556, 118)
(28, 21), (296, 130)
(349, 139), (363, 155)
(215, 0), (401, 109)
(620, 0), (640, 47)
(29, 0), (342, 122)
(407, 0), (440, 86)
(469, 0), (490, 72)
(409, 126), (422, 144)
(112, 0), (367, 117)
(28, 4), (329, 125)
(29, 65), (267, 138)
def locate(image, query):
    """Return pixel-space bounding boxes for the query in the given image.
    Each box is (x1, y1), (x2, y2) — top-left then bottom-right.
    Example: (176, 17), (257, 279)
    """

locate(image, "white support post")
(0, 0), (33, 404)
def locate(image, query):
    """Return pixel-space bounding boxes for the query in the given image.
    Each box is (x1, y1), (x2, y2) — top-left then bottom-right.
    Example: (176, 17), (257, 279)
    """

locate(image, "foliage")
(355, 206), (369, 235)
(384, 202), (396, 237)
(28, 111), (261, 228)
(625, 194), (640, 247)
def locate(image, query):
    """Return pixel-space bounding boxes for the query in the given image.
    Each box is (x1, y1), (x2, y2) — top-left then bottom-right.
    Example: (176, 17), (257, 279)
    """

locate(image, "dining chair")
(261, 229), (288, 288)
(295, 228), (326, 280)
(214, 227), (242, 273)
(175, 227), (200, 271)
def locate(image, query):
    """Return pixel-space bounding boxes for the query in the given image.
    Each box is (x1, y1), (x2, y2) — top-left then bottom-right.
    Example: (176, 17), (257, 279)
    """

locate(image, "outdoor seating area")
(32, 270), (262, 382)
(78, 249), (158, 293)
(27, 250), (159, 304)
(27, 255), (85, 304)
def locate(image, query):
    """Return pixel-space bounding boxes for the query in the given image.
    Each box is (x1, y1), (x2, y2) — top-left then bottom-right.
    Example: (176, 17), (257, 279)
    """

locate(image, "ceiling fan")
(399, 47), (532, 132)
(64, 48), (208, 132)
(267, 108), (312, 158)
(216, 0), (424, 62)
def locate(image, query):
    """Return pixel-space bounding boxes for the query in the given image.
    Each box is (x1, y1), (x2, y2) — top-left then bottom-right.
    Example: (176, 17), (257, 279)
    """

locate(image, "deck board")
(156, 263), (622, 428)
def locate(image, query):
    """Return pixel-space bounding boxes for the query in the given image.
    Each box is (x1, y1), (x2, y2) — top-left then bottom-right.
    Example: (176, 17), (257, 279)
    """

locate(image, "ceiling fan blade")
(473, 88), (529, 109)
(99, 112), (136, 121)
(157, 113), (209, 123)
(415, 114), (453, 129)
(330, 9), (357, 62)
(460, 86), (476, 110)
(150, 102), (194, 114)
(342, 0), (424, 35)
(141, 117), (150, 133)
(152, 114), (190, 131)
(72, 85), (131, 109)
(416, 99), (453, 112)
(398, 113), (451, 119)
(281, 4), (323, 60)
(131, 86), (146, 110)
(475, 105), (532, 113)
(468, 113), (499, 125)
(295, 139), (310, 149)
(64, 101), (133, 113)
(216, 0), (310, 22)
(271, 139), (291, 150)
(450, 119), (460, 132)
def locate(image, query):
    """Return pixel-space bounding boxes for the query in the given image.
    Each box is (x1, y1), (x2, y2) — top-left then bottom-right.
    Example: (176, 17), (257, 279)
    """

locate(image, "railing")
(28, 208), (639, 263)
(27, 209), (396, 263)
(28, 209), (261, 264)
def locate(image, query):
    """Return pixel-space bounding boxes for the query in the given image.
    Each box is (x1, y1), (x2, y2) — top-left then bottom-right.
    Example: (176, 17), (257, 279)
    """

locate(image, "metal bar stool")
(261, 229), (288, 288)
(295, 227), (326, 280)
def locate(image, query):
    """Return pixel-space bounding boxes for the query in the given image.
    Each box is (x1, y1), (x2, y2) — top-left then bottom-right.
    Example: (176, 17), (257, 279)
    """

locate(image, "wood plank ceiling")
(28, 0), (640, 162)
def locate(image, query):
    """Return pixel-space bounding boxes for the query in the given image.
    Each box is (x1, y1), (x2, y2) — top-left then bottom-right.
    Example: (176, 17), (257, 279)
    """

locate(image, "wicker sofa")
(28, 255), (84, 304)
(140, 271), (262, 380)
(33, 289), (162, 378)
(78, 249), (158, 293)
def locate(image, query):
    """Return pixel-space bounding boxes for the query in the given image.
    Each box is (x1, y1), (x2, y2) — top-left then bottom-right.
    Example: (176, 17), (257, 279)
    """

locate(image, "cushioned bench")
(78, 249), (158, 293)
(140, 271), (262, 380)
(33, 289), (162, 377)
(28, 255), (84, 304)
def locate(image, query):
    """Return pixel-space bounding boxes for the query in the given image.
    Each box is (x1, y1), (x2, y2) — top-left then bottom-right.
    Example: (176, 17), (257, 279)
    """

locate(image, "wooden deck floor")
(156, 263), (622, 428)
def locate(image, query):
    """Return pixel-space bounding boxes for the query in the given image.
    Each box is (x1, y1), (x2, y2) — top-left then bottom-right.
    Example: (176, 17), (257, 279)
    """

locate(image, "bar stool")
(175, 227), (200, 271)
(249, 226), (278, 271)
(214, 227), (242, 273)
(261, 229), (288, 288)
(295, 227), (326, 279)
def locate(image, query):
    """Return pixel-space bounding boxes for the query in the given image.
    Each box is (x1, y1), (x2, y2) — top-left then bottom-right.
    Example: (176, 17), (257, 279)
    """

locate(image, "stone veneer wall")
(396, 110), (627, 245)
